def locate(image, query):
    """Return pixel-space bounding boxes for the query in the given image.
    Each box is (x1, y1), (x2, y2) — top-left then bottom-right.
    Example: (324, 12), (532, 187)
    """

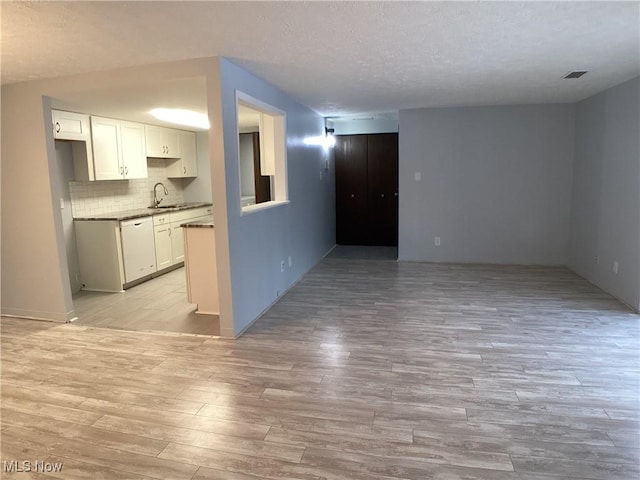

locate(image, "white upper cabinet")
(120, 121), (148, 179)
(53, 110), (199, 182)
(91, 117), (123, 180)
(145, 125), (181, 158)
(166, 131), (198, 178)
(91, 116), (147, 181)
(52, 110), (90, 141)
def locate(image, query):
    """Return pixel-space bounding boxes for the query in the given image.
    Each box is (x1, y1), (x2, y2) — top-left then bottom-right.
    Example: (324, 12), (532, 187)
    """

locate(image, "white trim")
(235, 91), (286, 117)
(0, 312), (70, 323)
(235, 90), (288, 214)
(240, 200), (290, 216)
(323, 244), (338, 258)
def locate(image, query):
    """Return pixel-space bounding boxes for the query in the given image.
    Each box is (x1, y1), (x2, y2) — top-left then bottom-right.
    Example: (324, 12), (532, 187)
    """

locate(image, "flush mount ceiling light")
(150, 108), (210, 129)
(564, 71), (588, 79)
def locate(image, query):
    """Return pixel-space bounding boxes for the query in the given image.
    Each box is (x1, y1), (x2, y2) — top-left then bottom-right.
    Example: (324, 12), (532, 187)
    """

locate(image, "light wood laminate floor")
(1, 259), (639, 479)
(327, 245), (398, 260)
(72, 267), (219, 336)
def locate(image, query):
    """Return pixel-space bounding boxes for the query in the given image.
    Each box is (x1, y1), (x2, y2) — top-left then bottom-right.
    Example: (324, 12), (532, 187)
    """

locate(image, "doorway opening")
(49, 77), (218, 336)
(236, 92), (288, 213)
(334, 133), (399, 258)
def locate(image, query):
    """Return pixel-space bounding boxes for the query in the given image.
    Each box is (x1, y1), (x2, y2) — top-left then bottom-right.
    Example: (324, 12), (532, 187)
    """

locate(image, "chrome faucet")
(153, 182), (169, 208)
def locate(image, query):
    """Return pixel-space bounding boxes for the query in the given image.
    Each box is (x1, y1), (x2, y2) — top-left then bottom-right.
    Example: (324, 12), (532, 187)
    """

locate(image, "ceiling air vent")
(564, 71), (588, 79)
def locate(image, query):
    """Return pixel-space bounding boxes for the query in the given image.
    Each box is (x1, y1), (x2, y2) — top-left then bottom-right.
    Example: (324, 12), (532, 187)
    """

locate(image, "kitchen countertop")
(181, 216), (214, 228)
(74, 202), (212, 221)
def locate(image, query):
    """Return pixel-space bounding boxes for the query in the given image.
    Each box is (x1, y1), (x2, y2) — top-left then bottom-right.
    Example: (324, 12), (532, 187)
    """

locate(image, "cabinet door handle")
(183, 166), (186, 174)
(381, 194), (385, 198)
(119, 166), (124, 175)
(350, 194), (355, 198)
(168, 228), (172, 237)
(55, 122), (61, 133)
(125, 166), (129, 175)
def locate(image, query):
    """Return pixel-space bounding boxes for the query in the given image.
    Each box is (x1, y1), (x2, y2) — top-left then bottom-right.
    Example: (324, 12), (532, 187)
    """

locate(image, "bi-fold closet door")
(335, 133), (398, 246)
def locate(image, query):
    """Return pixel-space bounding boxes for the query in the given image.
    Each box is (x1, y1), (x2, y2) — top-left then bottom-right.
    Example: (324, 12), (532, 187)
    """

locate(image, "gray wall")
(569, 77), (640, 310)
(217, 58), (336, 336)
(398, 104), (575, 265)
(329, 117), (398, 135)
(54, 141), (82, 294)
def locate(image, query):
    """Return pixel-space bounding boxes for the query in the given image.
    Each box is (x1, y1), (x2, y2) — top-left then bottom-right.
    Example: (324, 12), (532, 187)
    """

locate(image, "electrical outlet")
(288, 256), (292, 268)
(613, 261), (619, 274)
(414, 171), (421, 181)
(280, 260), (285, 272)
(435, 236), (441, 246)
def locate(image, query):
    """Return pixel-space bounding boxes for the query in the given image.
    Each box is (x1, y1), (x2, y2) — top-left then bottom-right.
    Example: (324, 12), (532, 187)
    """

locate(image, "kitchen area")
(52, 79), (220, 335)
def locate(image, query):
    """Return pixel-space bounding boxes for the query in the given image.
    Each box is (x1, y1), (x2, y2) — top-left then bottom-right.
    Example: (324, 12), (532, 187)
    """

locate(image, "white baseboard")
(0, 307), (73, 323)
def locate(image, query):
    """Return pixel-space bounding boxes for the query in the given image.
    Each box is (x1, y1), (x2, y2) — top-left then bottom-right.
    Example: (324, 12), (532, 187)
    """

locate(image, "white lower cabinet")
(171, 223), (185, 263)
(153, 207), (213, 270)
(154, 225), (173, 270)
(152, 207), (212, 272)
(75, 207), (212, 292)
(153, 215), (173, 270)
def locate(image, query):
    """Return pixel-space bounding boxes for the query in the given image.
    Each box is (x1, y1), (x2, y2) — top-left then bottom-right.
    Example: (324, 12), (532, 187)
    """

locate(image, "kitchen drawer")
(180, 206), (212, 220)
(171, 208), (204, 224)
(153, 214), (170, 226)
(195, 206), (213, 217)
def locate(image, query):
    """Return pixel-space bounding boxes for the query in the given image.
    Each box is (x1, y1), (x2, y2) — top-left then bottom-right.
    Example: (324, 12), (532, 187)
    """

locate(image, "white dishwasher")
(120, 217), (156, 283)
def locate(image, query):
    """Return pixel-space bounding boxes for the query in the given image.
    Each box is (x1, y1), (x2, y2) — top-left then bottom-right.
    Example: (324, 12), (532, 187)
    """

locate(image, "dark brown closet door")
(335, 135), (368, 244)
(367, 133), (399, 246)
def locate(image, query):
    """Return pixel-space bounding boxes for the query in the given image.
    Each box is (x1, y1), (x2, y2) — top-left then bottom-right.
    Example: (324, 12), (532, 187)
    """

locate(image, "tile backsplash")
(69, 159), (185, 217)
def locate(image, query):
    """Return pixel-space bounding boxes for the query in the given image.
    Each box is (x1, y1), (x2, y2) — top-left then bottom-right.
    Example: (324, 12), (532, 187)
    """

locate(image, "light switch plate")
(414, 172), (421, 181)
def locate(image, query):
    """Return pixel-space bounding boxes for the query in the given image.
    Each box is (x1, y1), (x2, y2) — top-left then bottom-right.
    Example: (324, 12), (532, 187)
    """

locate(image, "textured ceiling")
(2, 1), (639, 117)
